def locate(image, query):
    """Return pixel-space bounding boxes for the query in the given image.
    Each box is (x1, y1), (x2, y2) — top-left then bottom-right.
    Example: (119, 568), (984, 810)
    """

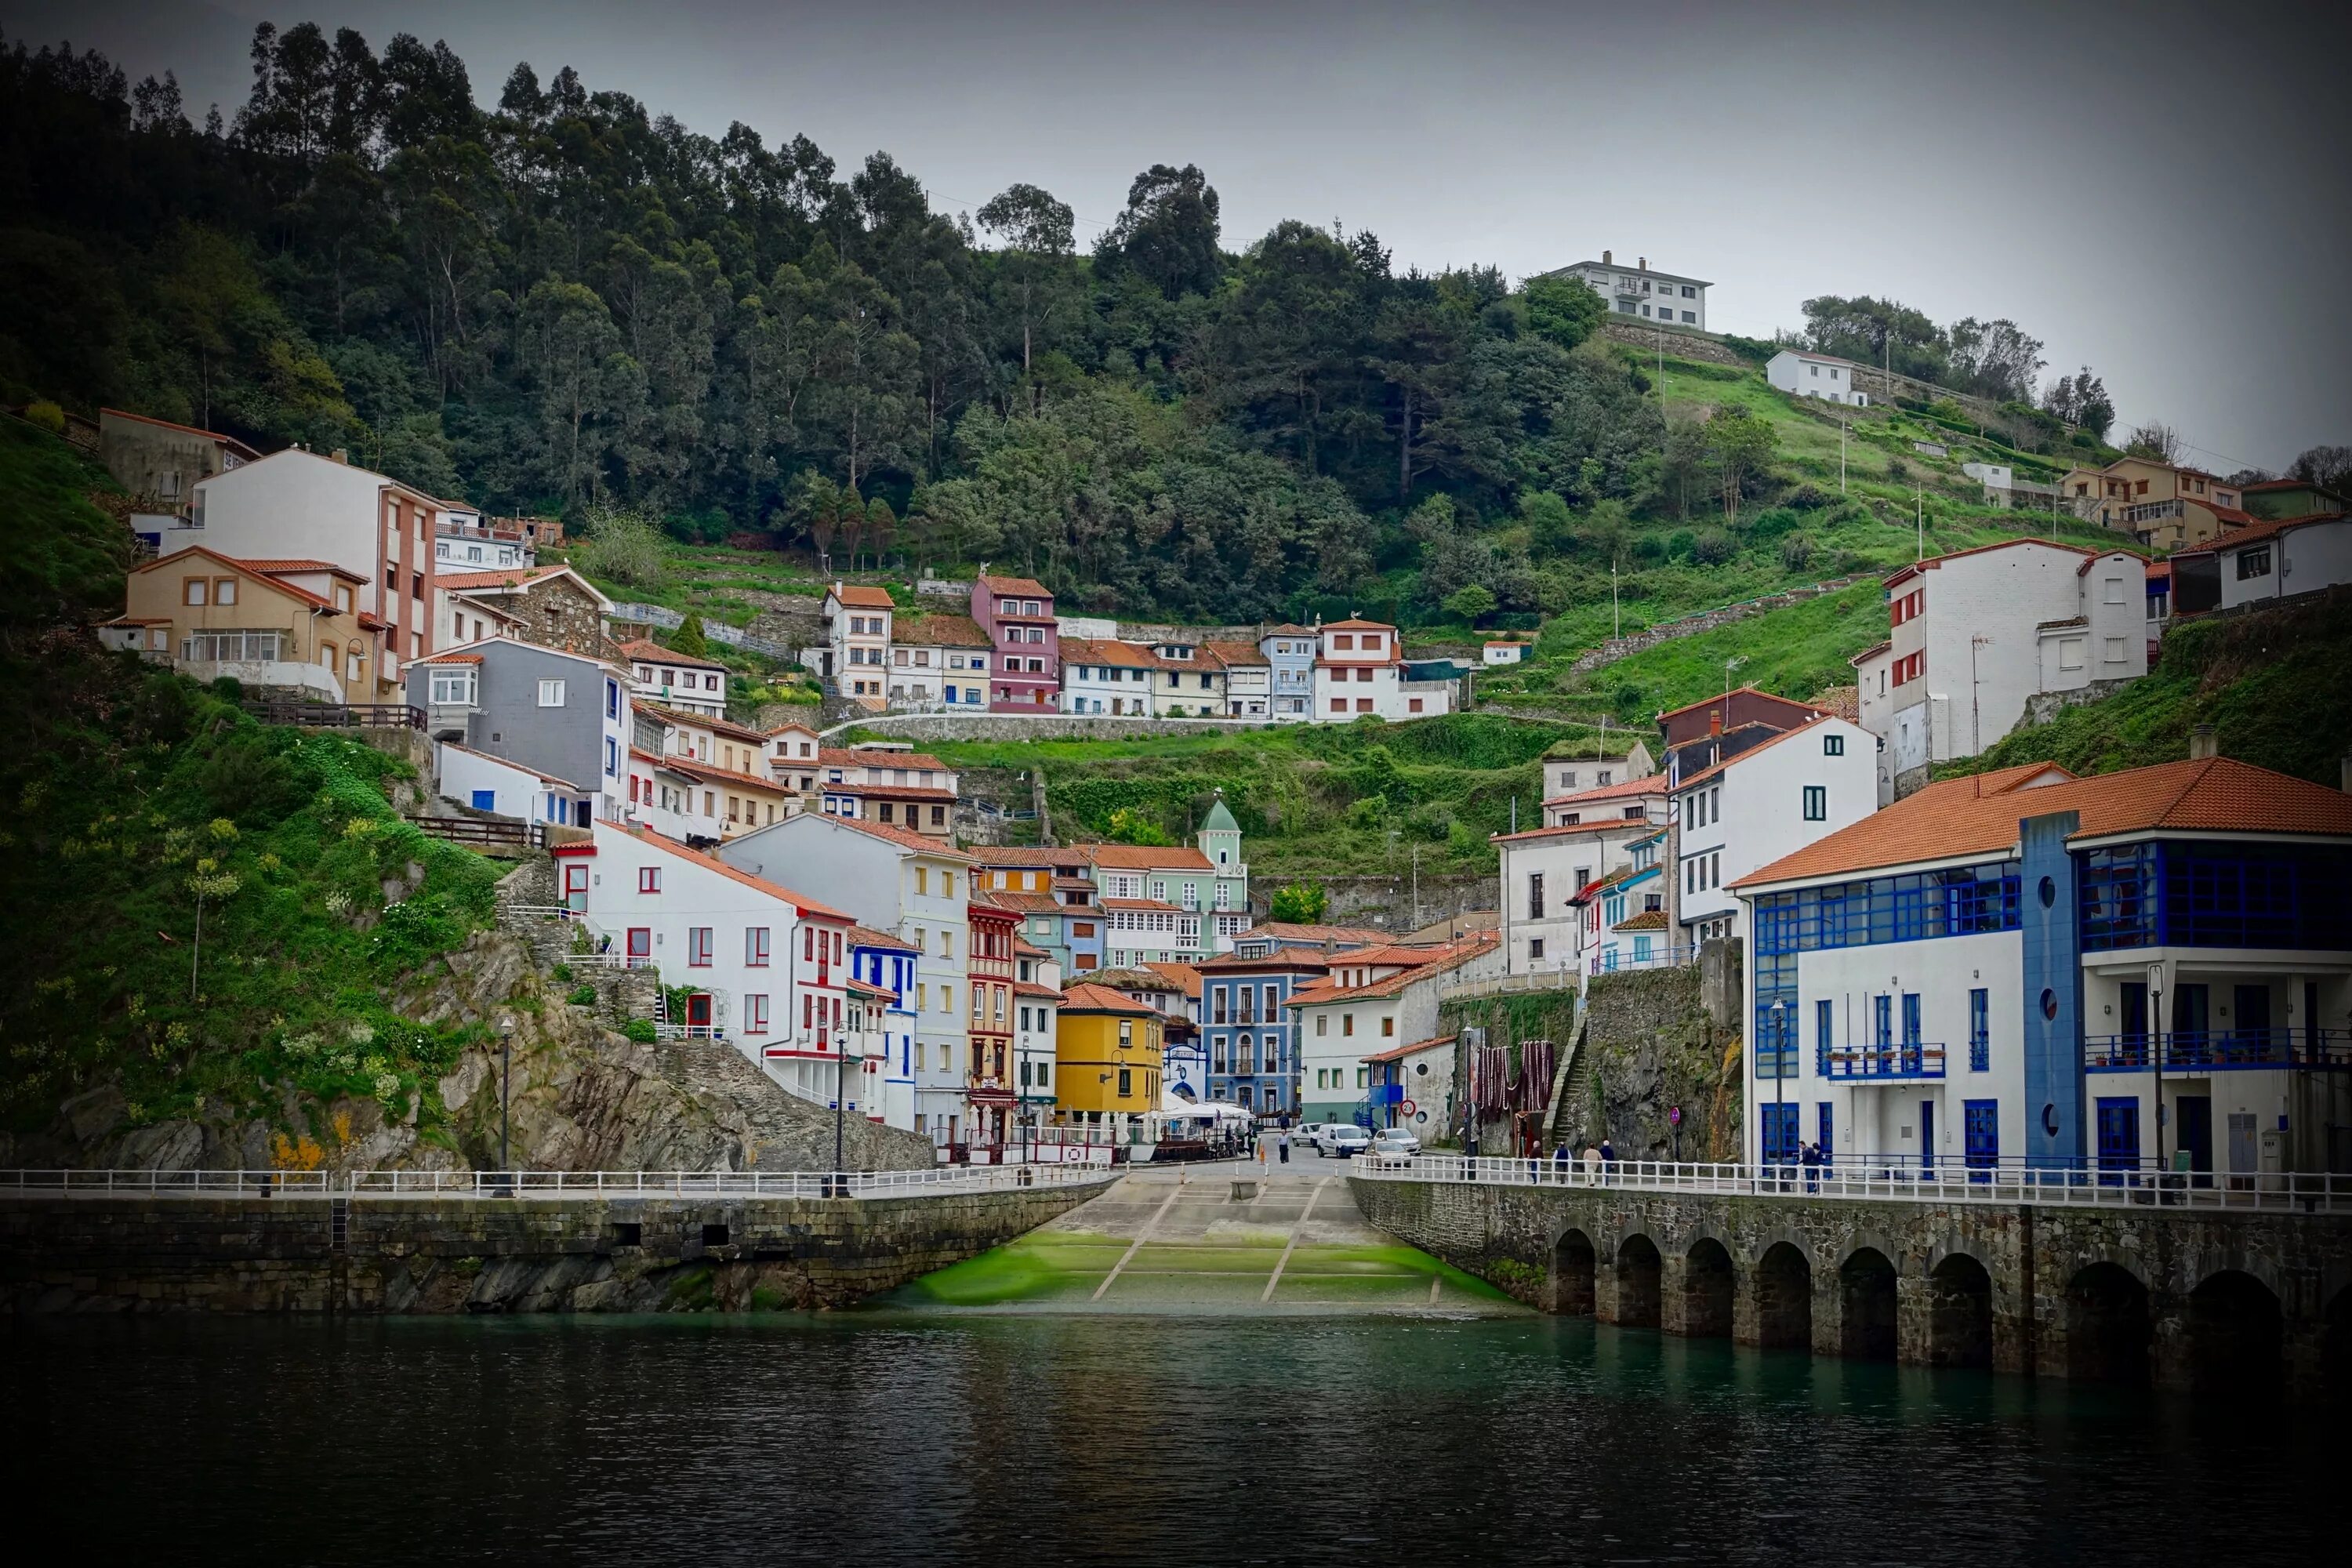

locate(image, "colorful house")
(1054, 982), (1164, 1142)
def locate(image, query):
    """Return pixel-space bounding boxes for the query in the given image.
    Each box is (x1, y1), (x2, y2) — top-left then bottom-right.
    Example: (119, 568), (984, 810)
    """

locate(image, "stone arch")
(1613, 1232), (1662, 1330)
(2066, 1261), (2151, 1384)
(1552, 1228), (1596, 1317)
(1839, 1246), (1899, 1361)
(1752, 1240), (1813, 1350)
(1928, 1252), (1994, 1370)
(2187, 1269), (2282, 1395)
(1682, 1236), (1734, 1339)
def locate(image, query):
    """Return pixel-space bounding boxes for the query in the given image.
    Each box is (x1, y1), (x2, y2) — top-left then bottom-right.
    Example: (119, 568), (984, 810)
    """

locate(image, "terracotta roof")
(1061, 637), (1156, 669)
(767, 717), (822, 737)
(1672, 715), (1841, 793)
(612, 822), (855, 922)
(1058, 982), (1156, 1016)
(822, 782), (957, 803)
(986, 890), (1066, 914)
(1810, 685), (1861, 724)
(240, 558), (365, 579)
(848, 924), (919, 953)
(1656, 684), (1828, 725)
(1614, 909), (1670, 931)
(101, 407), (261, 459)
(417, 652), (483, 665)
(434, 565), (572, 591)
(2201, 503), (2257, 528)
(1883, 538), (2096, 591)
(1285, 934), (1497, 1006)
(1737, 757), (2352, 890)
(1204, 640), (1269, 667)
(1240, 922), (1392, 947)
(1541, 774), (1670, 809)
(845, 976), (895, 1001)
(132, 545), (341, 612)
(1142, 960), (1203, 998)
(1361, 1033), (1457, 1065)
(635, 702), (772, 745)
(811, 812), (975, 861)
(1084, 844), (1215, 873)
(817, 747), (950, 771)
(1104, 898), (1186, 913)
(977, 573), (1052, 599)
(1849, 641), (1893, 666)
(1014, 978), (1065, 1000)
(615, 637), (728, 672)
(2172, 511), (2347, 561)
(896, 612), (991, 648)
(1322, 618), (1396, 632)
(640, 750), (793, 795)
(1192, 950), (1333, 973)
(830, 584), (897, 609)
(1013, 935), (1051, 959)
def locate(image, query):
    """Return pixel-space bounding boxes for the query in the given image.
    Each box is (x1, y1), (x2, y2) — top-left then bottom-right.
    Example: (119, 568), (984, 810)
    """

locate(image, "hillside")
(1945, 593), (2352, 788)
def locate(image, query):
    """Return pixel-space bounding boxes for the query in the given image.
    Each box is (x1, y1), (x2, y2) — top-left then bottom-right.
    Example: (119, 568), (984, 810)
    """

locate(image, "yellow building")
(1054, 981), (1162, 1136)
(103, 545), (394, 704)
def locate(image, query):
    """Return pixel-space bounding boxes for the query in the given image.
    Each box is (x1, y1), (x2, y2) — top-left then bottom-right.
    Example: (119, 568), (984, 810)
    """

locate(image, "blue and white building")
(1194, 952), (1331, 1119)
(1735, 755), (2352, 1178)
(1260, 625), (1318, 721)
(849, 924), (922, 1131)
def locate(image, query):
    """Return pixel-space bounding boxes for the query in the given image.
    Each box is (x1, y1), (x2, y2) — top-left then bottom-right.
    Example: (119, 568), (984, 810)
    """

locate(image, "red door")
(686, 993), (712, 1029)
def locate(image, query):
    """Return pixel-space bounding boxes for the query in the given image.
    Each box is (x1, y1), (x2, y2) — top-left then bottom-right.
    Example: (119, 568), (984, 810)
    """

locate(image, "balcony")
(1817, 1043), (1947, 1081)
(2084, 1029), (2352, 1073)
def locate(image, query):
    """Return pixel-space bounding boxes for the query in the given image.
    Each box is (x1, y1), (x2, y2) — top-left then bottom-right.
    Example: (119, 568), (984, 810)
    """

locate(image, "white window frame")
(538, 678), (567, 706)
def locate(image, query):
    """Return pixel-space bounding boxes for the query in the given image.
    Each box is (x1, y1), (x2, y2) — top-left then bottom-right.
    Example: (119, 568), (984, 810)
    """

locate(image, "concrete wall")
(0, 1180), (1111, 1314)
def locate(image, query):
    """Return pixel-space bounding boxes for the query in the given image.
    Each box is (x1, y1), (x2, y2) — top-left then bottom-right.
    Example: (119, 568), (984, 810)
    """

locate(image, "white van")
(1315, 1124), (1372, 1158)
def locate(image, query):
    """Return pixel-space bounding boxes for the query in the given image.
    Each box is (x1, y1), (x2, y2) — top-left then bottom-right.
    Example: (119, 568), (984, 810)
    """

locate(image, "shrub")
(1780, 533), (1815, 572)
(622, 1018), (658, 1043)
(1664, 529), (1697, 561)
(1887, 456), (1909, 483)
(568, 984), (597, 1006)
(1784, 482), (1835, 511)
(1269, 880), (1327, 924)
(551, 962), (574, 982)
(24, 400), (65, 434)
(1746, 506), (1802, 540)
(1690, 530), (1737, 565)
(1632, 535), (1668, 564)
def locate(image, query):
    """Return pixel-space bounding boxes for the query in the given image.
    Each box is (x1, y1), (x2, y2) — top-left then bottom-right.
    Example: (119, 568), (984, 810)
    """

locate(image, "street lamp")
(831, 1005), (848, 1199)
(1769, 998), (1787, 1184)
(496, 1013), (515, 1189)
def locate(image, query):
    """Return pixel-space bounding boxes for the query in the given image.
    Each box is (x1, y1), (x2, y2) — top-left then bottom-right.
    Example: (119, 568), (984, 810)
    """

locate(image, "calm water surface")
(3, 1310), (2339, 1565)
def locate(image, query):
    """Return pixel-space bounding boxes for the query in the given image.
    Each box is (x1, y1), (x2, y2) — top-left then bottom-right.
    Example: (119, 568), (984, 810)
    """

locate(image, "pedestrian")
(1278, 1130), (1290, 1164)
(1801, 1138), (1820, 1194)
(1583, 1142), (1602, 1184)
(1552, 1142), (1572, 1183)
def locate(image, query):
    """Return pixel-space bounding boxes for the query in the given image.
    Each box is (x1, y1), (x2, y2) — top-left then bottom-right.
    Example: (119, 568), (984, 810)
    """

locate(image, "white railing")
(1349, 1154), (2352, 1214)
(0, 1163), (1112, 1201)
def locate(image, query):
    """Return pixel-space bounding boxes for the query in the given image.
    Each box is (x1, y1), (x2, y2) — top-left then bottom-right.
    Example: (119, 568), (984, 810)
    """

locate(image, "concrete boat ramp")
(890, 1164), (1523, 1315)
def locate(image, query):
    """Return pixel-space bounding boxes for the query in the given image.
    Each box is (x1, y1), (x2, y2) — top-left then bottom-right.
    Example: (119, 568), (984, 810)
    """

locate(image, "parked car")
(1293, 1122), (1326, 1147)
(1370, 1127), (1420, 1156)
(1316, 1124), (1371, 1158)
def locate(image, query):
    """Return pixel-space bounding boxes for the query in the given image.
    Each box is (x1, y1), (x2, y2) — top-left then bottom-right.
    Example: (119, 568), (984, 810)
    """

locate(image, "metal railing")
(1350, 1154), (2352, 1213)
(244, 701), (425, 731)
(1589, 943), (1697, 976)
(2084, 1029), (2352, 1072)
(407, 815), (546, 849)
(1817, 1042), (1947, 1081)
(0, 1163), (1112, 1201)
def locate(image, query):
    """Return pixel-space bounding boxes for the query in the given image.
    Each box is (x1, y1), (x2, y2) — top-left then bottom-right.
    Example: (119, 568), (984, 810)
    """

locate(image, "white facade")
(713, 813), (976, 1141)
(622, 643), (727, 718)
(1058, 640), (1158, 715)
(821, 585), (895, 706)
(2209, 517), (2352, 612)
(577, 822), (855, 1108)
(1483, 642), (1529, 666)
(1311, 621), (1446, 721)
(1219, 651), (1271, 717)
(1766, 350), (1871, 407)
(1671, 717), (1878, 951)
(1867, 542), (2147, 800)
(1554, 252), (1710, 330)
(1541, 745), (1654, 801)
(437, 741), (581, 824)
(885, 618), (991, 711)
(1495, 808), (1668, 978)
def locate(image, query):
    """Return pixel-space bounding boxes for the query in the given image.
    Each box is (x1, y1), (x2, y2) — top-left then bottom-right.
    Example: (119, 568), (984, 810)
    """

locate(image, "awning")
(966, 1086), (1018, 1106)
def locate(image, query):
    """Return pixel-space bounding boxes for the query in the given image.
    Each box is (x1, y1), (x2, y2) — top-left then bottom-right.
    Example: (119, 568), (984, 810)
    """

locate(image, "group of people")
(1537, 1138), (1617, 1182)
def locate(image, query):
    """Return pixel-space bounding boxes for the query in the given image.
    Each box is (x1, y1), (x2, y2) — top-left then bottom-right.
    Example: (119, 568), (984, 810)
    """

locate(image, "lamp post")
(1769, 998), (1787, 1185)
(832, 1005), (848, 1199)
(496, 1013), (515, 1187)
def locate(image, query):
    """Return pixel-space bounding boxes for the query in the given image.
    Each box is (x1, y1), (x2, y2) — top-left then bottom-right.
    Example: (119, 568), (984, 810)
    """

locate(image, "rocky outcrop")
(1577, 967), (1742, 1162)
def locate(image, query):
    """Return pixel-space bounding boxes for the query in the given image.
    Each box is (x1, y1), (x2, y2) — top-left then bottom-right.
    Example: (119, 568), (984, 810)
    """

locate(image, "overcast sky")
(11, 0), (2349, 471)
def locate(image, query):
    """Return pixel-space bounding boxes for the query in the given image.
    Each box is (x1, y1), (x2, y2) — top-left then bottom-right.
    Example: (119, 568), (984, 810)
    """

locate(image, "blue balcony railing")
(1817, 1043), (1947, 1081)
(2084, 1029), (2352, 1073)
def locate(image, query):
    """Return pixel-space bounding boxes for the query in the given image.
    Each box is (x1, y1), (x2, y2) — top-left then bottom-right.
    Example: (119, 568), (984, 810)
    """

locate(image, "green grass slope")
(1947, 595), (2352, 788)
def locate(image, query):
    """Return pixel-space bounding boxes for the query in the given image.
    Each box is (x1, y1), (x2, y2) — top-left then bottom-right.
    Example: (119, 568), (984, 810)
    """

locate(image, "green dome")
(1202, 795), (1240, 833)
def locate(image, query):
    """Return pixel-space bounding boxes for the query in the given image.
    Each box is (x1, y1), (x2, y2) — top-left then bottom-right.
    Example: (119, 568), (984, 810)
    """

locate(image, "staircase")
(1541, 1007), (1593, 1152)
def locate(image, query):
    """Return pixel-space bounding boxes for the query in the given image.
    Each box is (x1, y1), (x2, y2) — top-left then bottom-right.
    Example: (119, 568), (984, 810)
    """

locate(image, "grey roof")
(1541, 260), (1713, 289)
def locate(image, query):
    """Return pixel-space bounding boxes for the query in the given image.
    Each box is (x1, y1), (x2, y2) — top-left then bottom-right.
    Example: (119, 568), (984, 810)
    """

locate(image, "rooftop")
(615, 637), (729, 673)
(830, 584), (897, 610)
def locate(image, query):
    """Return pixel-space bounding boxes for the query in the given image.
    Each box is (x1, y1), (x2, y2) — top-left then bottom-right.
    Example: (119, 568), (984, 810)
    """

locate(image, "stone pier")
(1350, 1176), (2352, 1397)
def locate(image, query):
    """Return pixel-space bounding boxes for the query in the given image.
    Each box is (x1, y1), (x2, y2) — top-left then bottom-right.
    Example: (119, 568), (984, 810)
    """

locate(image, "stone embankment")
(1565, 574), (1871, 677)
(0, 1179), (1109, 1313)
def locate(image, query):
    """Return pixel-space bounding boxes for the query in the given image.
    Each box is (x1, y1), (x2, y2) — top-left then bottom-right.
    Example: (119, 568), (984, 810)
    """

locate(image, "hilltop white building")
(1312, 619), (1453, 721)
(1766, 350), (1871, 408)
(1541, 250), (1710, 330)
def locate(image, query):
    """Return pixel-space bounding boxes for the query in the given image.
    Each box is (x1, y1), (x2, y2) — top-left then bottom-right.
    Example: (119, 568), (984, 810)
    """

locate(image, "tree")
(976, 183), (1076, 372)
(2289, 444), (2352, 495)
(1104, 807), (1174, 847)
(1520, 273), (1604, 351)
(865, 495), (898, 568)
(1269, 880), (1327, 924)
(1945, 316), (2045, 404)
(1444, 583), (1497, 625)
(669, 612), (710, 659)
(2045, 365), (2114, 439)
(1703, 406), (1775, 527)
(1098, 163), (1222, 299)
(572, 503), (667, 588)
(2123, 422), (2183, 463)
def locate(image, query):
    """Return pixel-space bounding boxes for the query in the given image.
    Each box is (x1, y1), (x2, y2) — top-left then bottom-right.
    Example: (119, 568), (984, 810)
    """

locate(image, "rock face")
(0, 929), (936, 1175)
(1578, 967), (1741, 1163)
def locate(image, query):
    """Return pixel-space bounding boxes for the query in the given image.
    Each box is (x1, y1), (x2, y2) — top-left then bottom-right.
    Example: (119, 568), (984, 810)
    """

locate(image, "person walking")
(1277, 1130), (1290, 1165)
(1599, 1138), (1616, 1185)
(1801, 1138), (1820, 1194)
(1583, 1142), (1602, 1185)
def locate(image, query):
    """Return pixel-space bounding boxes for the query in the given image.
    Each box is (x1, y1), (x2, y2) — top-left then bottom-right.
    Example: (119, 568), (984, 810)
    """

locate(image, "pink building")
(971, 572), (1059, 712)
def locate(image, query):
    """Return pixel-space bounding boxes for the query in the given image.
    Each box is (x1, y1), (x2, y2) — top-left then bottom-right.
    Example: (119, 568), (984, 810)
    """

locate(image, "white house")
(1542, 250), (1710, 330)
(818, 583), (895, 708)
(1766, 349), (1871, 407)
(616, 637), (728, 718)
(1312, 618), (1449, 721)
(887, 612), (992, 711)
(436, 741), (584, 826)
(1292, 936), (1501, 1126)
(1670, 714), (1878, 953)
(1541, 746), (1657, 810)
(1856, 539), (2148, 804)
(1058, 637), (1160, 715)
(2172, 513), (2352, 615)
(1732, 756), (2352, 1179)
(713, 811), (978, 1142)
(181, 447), (452, 672)
(433, 507), (534, 572)
(575, 822), (859, 1110)
(1209, 640), (1271, 718)
(1014, 946), (1063, 1134)
(1494, 776), (1670, 977)
(849, 924), (923, 1131)
(767, 719), (823, 791)
(1483, 641), (1530, 666)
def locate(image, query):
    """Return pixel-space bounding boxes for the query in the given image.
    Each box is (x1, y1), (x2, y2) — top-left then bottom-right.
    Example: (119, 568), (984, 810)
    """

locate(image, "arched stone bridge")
(1349, 1175), (2352, 1398)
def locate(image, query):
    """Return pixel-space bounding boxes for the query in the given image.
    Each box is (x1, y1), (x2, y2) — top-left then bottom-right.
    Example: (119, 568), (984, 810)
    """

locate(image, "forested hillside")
(4, 21), (2105, 634)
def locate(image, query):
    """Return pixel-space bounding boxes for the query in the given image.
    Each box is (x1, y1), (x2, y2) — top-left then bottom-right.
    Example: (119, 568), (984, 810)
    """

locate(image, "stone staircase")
(1541, 1007), (1592, 1152)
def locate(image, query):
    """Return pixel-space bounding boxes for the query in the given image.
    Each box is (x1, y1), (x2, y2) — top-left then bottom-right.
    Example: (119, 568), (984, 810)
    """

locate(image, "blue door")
(1964, 1099), (1998, 1182)
(1762, 1103), (1798, 1164)
(470, 789), (495, 811)
(2096, 1096), (2140, 1185)
(1919, 1098), (1935, 1172)
(1902, 993), (1923, 1074)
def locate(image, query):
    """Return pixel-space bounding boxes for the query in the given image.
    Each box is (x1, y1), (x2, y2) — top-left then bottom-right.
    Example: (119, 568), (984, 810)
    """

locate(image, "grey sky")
(11, 0), (2349, 471)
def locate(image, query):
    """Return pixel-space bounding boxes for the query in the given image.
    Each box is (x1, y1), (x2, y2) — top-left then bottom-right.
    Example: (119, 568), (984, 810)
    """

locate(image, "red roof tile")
(615, 637), (728, 672)
(1057, 982), (1156, 1015)
(830, 584), (897, 609)
(613, 822), (855, 922)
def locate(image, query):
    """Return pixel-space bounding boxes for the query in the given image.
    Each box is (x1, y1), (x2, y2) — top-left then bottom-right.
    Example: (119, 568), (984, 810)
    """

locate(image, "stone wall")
(2019, 676), (2140, 729)
(0, 1179), (1109, 1314)
(1578, 966), (1741, 1162)
(1292, 872), (1494, 930)
(827, 711), (1287, 742)
(1601, 319), (1751, 369)
(1348, 1176), (2352, 1395)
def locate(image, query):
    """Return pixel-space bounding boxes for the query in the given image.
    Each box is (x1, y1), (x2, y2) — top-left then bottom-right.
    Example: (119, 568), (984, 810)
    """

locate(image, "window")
(2237, 545), (2272, 579)
(1382, 1018), (1396, 1036)
(1529, 938), (1544, 960)
(638, 866), (661, 894)
(1816, 999), (1834, 1058)
(1682, 310), (1696, 323)
(2060, 641), (2085, 671)
(746, 927), (771, 967)
(746, 995), (770, 1035)
(1969, 988), (1990, 1071)
(428, 668), (476, 706)
(213, 578), (238, 606)
(1824, 733), (1845, 757)
(538, 678), (566, 706)
(183, 578), (208, 607)
(1526, 872), (1544, 918)
(604, 738), (618, 778)
(1316, 1014), (1327, 1036)
(915, 867), (928, 895)
(688, 927), (713, 967)
(1802, 786), (1827, 821)
(2103, 637), (2127, 663)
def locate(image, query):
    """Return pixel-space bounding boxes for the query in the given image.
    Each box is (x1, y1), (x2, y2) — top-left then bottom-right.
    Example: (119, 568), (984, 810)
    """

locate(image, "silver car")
(1370, 1127), (1419, 1158)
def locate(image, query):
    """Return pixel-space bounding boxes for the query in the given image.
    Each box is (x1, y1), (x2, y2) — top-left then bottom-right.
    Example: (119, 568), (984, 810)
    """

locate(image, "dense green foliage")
(0, 423), (499, 1137)
(1947, 596), (2352, 789)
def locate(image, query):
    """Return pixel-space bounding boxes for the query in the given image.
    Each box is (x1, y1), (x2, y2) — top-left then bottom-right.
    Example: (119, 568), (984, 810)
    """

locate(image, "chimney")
(2189, 723), (2219, 760)
(329, 448), (348, 464)
(1602, 249), (1611, 266)
(1708, 708), (1723, 736)
(1639, 256), (1647, 271)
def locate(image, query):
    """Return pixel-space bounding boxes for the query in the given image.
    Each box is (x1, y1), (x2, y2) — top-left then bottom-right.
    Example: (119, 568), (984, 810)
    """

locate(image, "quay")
(0, 1165), (1112, 1314)
(1351, 1156), (2352, 1397)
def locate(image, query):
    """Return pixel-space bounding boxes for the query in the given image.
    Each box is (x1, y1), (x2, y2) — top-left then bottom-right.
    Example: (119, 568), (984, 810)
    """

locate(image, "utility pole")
(1916, 481), (1925, 561)
(1611, 562), (1621, 641)
(1970, 634), (1991, 754)
(1840, 416), (1848, 494)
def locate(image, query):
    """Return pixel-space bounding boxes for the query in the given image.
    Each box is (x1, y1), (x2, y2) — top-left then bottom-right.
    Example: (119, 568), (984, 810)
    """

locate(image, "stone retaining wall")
(0, 1179), (1109, 1314)
(1566, 575), (1871, 677)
